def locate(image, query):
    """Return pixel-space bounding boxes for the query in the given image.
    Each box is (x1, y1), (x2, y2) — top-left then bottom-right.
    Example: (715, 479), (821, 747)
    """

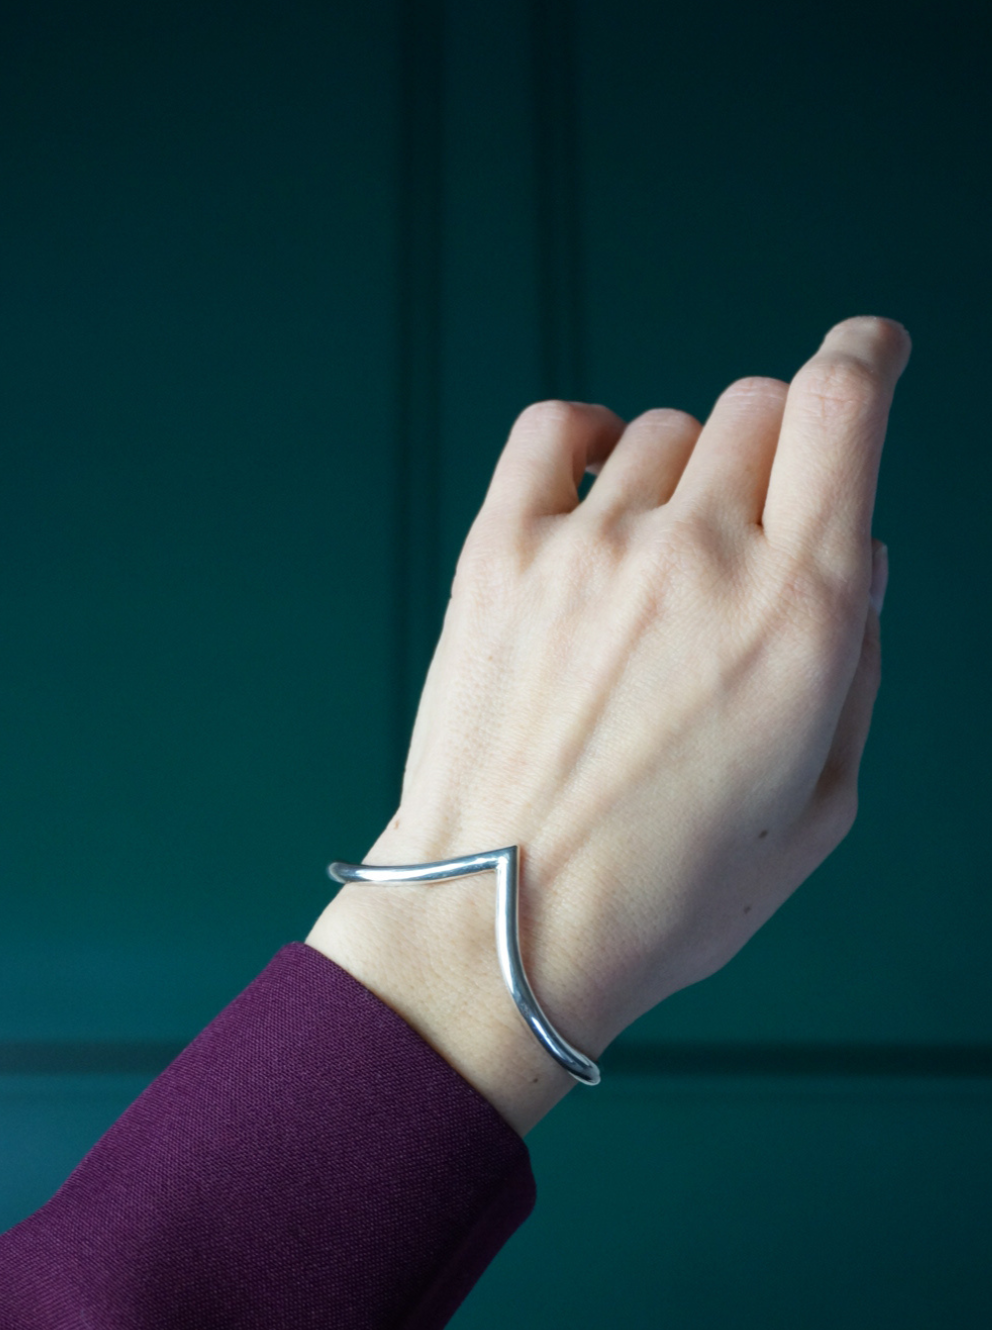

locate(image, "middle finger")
(670, 375), (789, 529)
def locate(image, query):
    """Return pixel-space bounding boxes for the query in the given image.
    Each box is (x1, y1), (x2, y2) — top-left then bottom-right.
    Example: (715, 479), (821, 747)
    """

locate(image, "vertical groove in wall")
(530, 0), (586, 401)
(391, 0), (447, 806)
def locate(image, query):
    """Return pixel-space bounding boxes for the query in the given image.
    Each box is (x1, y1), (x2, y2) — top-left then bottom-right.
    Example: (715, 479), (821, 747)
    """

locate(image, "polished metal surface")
(327, 844), (601, 1085)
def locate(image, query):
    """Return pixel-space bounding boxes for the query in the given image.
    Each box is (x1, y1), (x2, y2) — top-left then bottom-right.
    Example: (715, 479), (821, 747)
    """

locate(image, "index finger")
(762, 316), (912, 583)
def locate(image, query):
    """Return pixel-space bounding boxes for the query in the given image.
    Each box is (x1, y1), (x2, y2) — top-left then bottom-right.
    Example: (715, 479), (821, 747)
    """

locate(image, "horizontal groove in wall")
(0, 1042), (188, 1075)
(1, 1042), (990, 1077)
(601, 1043), (992, 1078)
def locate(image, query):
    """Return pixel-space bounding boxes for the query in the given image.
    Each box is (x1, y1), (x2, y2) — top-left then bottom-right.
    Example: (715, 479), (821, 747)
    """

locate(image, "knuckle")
(635, 509), (727, 591)
(763, 554), (865, 655)
(721, 375), (790, 402)
(628, 406), (702, 433)
(455, 525), (527, 604)
(817, 567), (869, 623)
(463, 506), (524, 555)
(795, 353), (882, 415)
(512, 398), (586, 435)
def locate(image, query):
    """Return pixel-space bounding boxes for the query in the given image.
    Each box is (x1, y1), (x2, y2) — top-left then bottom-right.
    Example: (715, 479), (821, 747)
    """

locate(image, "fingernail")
(870, 543), (889, 615)
(821, 318), (912, 378)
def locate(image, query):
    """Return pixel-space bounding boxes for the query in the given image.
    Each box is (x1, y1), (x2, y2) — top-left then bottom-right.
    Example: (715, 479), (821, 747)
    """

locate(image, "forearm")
(0, 941), (536, 1329)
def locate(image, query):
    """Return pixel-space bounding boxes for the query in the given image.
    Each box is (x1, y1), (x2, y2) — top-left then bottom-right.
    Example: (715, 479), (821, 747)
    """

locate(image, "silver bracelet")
(327, 844), (601, 1085)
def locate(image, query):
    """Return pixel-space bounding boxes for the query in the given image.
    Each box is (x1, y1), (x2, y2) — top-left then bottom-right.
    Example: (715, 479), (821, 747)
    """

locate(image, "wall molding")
(3, 1041), (990, 1078)
(531, 0), (586, 401)
(601, 1042), (992, 1079)
(391, 0), (447, 798)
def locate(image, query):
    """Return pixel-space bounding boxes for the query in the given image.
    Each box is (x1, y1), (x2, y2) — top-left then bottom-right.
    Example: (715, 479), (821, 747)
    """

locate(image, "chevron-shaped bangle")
(327, 844), (600, 1085)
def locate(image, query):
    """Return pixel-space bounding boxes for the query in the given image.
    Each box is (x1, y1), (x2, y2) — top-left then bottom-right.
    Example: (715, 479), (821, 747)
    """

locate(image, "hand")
(307, 315), (911, 1134)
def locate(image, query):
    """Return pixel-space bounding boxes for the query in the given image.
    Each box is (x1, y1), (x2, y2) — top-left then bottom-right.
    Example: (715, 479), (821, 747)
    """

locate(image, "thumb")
(814, 540), (887, 808)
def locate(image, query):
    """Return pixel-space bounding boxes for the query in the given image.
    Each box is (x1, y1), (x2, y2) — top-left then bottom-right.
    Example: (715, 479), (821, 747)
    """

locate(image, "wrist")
(306, 829), (578, 1136)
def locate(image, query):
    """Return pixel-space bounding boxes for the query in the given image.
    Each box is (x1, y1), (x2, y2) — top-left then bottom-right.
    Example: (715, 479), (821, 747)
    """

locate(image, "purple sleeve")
(0, 941), (536, 1328)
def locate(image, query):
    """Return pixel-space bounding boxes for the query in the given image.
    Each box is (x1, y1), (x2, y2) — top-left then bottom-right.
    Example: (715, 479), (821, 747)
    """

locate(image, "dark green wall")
(2, 0), (990, 1323)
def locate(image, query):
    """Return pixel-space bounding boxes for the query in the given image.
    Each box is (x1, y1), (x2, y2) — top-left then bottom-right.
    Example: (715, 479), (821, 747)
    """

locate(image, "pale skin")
(307, 315), (911, 1137)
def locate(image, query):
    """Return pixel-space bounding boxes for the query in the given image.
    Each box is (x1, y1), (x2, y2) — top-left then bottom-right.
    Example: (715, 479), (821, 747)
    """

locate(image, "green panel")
(0, 1076), (155, 1235)
(439, 0), (545, 588)
(0, 0), (400, 1034)
(4, 1073), (990, 1323)
(4, 1071), (989, 1321)
(452, 1077), (992, 1329)
(2, 3), (989, 1326)
(435, 1), (991, 1043)
(566, 0), (991, 1044)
